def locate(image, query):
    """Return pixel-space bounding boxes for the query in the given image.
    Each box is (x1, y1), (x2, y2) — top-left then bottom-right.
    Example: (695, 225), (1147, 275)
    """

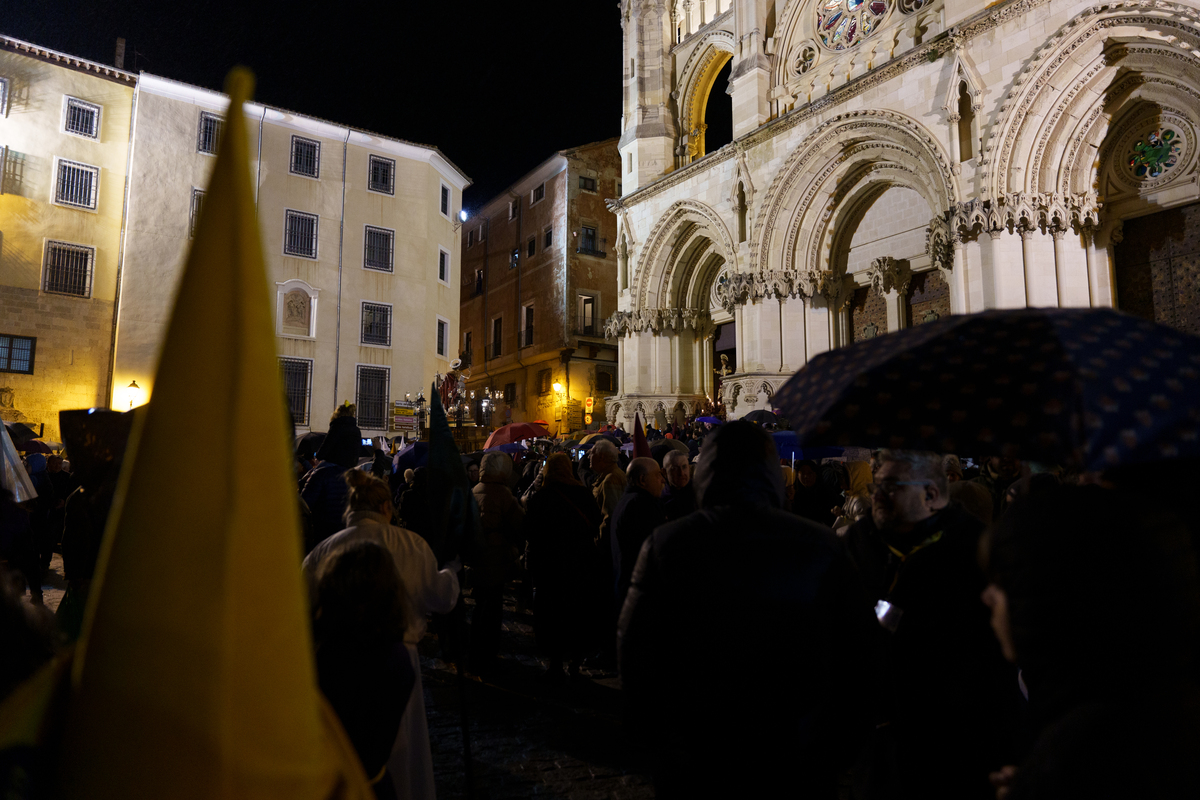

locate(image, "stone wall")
(0, 286), (114, 441)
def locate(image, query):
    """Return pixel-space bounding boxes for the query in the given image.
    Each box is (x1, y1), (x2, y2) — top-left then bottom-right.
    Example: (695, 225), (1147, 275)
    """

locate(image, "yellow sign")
(393, 406), (416, 416)
(585, 396), (594, 412)
(585, 414), (593, 425)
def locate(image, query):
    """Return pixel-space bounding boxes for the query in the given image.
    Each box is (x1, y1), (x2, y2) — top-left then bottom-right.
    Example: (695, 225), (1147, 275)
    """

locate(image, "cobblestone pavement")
(20, 552), (66, 613)
(417, 581), (656, 800)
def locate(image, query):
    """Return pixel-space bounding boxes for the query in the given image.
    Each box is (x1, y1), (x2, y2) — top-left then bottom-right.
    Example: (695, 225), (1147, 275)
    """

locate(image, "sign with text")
(392, 401), (420, 433)
(585, 396), (594, 412)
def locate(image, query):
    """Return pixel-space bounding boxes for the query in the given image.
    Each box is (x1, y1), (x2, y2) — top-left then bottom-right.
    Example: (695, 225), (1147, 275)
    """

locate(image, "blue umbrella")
(772, 308), (1200, 470)
(770, 431), (845, 461)
(696, 416), (722, 425)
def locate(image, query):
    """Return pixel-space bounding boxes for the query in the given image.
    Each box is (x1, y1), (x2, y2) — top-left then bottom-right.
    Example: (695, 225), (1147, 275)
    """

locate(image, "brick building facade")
(459, 140), (621, 435)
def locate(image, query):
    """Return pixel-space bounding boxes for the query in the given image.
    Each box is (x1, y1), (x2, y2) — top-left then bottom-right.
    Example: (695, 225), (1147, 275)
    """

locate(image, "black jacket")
(841, 503), (1018, 798)
(618, 422), (880, 797)
(660, 481), (696, 522)
(299, 462), (349, 553)
(316, 416), (363, 471)
(609, 485), (665, 603)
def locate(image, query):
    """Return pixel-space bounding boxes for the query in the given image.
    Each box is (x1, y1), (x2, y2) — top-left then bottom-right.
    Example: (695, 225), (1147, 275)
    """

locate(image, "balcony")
(575, 324), (603, 338)
(575, 244), (607, 258)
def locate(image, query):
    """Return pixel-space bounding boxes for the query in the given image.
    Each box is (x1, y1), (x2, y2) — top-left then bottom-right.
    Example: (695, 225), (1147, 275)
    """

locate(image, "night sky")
(4, 0), (623, 209)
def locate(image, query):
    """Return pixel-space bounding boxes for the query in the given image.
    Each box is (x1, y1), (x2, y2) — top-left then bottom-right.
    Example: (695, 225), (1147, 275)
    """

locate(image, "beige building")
(0, 37), (136, 440)
(607, 0), (1200, 426)
(0, 34), (469, 440)
(115, 74), (470, 436)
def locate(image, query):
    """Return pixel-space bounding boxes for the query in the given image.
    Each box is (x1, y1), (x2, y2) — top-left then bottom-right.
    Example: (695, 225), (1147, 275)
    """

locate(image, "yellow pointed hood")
(56, 68), (370, 799)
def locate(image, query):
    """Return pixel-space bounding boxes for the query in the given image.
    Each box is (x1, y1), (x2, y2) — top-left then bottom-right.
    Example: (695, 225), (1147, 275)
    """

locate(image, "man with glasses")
(843, 450), (1017, 800)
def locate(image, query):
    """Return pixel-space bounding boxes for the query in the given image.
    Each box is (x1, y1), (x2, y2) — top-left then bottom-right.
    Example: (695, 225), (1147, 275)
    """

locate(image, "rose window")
(817, 0), (891, 50)
(1128, 128), (1181, 180)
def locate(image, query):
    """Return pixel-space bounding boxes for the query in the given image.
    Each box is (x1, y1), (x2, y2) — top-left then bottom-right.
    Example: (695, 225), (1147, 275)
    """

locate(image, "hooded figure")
(618, 421), (879, 799)
(316, 403), (364, 471)
(468, 452), (525, 675)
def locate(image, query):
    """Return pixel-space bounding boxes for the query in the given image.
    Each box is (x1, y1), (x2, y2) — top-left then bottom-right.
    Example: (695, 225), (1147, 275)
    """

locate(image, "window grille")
(368, 155), (395, 194)
(581, 226), (598, 252)
(43, 240), (94, 298)
(437, 319), (448, 357)
(544, 226), (552, 249)
(284, 210), (319, 258)
(356, 366), (390, 430)
(55, 159), (99, 209)
(440, 184), (450, 216)
(279, 357), (312, 426)
(503, 382), (516, 403)
(538, 369), (552, 395)
(64, 97), (100, 139)
(0, 334), (36, 375)
(596, 368), (615, 392)
(361, 302), (392, 346)
(531, 183), (545, 203)
(290, 136), (320, 178)
(579, 176), (596, 192)
(197, 111), (223, 155)
(439, 250), (449, 282)
(189, 188), (205, 238)
(364, 226), (394, 272)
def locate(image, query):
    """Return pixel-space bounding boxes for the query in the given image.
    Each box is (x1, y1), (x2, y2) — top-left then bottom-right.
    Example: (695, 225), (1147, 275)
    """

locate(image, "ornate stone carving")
(866, 257), (913, 296)
(604, 307), (714, 337)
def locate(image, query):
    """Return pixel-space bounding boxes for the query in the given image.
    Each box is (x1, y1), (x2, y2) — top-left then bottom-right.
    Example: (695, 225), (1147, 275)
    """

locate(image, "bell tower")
(619, 0), (679, 193)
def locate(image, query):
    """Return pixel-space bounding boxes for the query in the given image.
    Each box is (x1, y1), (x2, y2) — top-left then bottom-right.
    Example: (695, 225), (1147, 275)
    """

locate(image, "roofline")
(0, 32), (138, 83)
(469, 138), (621, 218)
(135, 73), (471, 190)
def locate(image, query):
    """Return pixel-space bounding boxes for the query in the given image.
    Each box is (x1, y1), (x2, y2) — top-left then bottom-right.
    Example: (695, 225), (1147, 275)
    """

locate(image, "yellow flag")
(55, 68), (372, 799)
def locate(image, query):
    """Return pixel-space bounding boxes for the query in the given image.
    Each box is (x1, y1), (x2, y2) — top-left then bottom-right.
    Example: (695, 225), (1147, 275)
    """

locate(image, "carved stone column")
(867, 256), (913, 332)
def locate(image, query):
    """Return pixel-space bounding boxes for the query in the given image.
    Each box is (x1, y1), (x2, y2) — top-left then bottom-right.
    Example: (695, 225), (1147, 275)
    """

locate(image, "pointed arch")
(675, 30), (736, 164)
(634, 199), (738, 310)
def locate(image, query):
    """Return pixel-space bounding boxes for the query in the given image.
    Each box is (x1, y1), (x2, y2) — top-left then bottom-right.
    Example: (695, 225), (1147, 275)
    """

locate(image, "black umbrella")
(294, 431), (326, 459)
(4, 422), (39, 448)
(772, 308), (1200, 471)
(742, 410), (783, 426)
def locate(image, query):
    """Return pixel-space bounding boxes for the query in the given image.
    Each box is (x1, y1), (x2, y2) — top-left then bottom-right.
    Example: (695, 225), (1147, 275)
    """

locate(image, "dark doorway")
(712, 321), (736, 398)
(1114, 202), (1200, 336)
(703, 60), (733, 155)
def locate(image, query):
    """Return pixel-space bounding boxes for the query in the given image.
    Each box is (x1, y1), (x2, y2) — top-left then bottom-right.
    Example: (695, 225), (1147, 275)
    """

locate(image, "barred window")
(368, 155), (395, 195)
(531, 183), (545, 204)
(440, 184), (450, 216)
(189, 188), (205, 238)
(0, 334), (36, 375)
(43, 240), (94, 298)
(364, 226), (394, 272)
(596, 367), (616, 393)
(356, 366), (390, 430)
(538, 368), (552, 395)
(284, 210), (318, 259)
(197, 111), (223, 155)
(438, 249), (449, 282)
(63, 97), (100, 139)
(361, 302), (392, 346)
(290, 136), (320, 178)
(279, 357), (313, 426)
(54, 159), (99, 209)
(436, 318), (448, 357)
(579, 176), (596, 192)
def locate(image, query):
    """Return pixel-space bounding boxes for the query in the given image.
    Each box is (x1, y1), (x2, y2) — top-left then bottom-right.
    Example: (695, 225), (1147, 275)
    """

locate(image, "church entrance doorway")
(712, 321), (736, 403)
(1114, 202), (1200, 336)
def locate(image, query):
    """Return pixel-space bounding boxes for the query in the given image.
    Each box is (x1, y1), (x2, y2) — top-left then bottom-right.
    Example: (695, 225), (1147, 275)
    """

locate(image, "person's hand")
(989, 765), (1018, 799)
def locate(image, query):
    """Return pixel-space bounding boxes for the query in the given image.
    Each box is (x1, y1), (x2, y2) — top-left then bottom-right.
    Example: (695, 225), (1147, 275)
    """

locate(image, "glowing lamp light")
(126, 380), (142, 410)
(552, 382), (563, 393)
(459, 210), (468, 222)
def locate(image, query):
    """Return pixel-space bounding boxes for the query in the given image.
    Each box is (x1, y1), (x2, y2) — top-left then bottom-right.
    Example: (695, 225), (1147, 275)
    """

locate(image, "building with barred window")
(0, 34), (469, 440)
(604, 0), (1200, 427)
(459, 140), (621, 434)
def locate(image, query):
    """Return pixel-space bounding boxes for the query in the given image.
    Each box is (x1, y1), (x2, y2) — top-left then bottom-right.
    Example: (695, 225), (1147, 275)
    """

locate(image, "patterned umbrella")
(771, 308), (1200, 471)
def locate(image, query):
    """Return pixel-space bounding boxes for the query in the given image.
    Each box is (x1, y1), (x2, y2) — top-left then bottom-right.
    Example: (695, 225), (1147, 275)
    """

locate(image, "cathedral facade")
(604, 0), (1200, 427)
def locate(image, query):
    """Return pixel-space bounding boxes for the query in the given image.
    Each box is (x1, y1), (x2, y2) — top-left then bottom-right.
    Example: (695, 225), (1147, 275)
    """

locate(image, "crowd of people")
(3, 401), (1199, 800)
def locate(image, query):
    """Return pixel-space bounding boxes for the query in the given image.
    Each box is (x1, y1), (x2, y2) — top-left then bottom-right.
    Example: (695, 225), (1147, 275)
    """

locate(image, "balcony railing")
(575, 324), (601, 338)
(576, 244), (606, 257)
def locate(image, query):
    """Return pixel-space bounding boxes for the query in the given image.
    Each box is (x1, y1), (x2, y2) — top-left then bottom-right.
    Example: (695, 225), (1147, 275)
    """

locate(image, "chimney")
(114, 38), (126, 70)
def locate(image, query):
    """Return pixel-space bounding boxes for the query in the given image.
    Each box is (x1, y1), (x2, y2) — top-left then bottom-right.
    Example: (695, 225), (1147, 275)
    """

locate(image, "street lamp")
(126, 380), (140, 409)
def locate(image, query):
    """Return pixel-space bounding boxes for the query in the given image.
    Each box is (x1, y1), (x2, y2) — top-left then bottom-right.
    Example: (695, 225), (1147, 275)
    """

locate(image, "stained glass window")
(1128, 128), (1181, 180)
(817, 0), (890, 51)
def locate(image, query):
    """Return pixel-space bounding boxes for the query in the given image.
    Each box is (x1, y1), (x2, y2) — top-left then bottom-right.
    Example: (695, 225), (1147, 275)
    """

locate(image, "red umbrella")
(483, 422), (551, 449)
(532, 419), (550, 426)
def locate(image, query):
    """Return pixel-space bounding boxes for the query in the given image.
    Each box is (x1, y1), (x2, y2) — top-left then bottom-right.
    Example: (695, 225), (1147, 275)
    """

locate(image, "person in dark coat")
(609, 457), (665, 606)
(24, 454), (55, 578)
(660, 450), (696, 522)
(312, 539), (416, 797)
(841, 449), (1018, 800)
(982, 485), (1200, 800)
(316, 403), (364, 471)
(618, 421), (879, 799)
(0, 487), (39, 606)
(298, 460), (350, 554)
(525, 453), (603, 679)
(468, 452), (525, 676)
(792, 459), (837, 526)
(397, 467), (433, 544)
